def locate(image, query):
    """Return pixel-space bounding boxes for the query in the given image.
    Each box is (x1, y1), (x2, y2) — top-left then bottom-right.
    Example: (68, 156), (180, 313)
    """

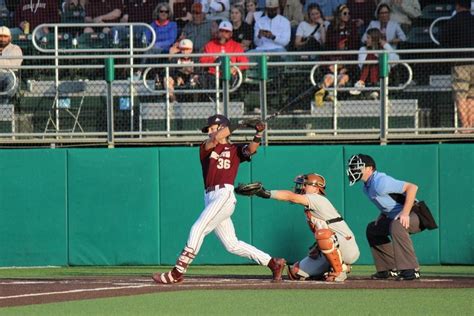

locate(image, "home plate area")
(1, 276), (473, 307)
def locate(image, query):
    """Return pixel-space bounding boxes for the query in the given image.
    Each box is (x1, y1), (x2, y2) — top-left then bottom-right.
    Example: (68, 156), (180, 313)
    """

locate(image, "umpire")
(346, 154), (437, 281)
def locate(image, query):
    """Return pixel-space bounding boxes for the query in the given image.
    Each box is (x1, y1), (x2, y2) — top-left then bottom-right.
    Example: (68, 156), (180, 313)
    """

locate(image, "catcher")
(236, 173), (360, 282)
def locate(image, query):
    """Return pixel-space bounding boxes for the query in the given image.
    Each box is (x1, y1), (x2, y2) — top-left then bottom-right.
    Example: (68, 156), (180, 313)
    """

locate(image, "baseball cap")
(191, 2), (203, 13)
(201, 114), (230, 133)
(265, 0), (279, 8)
(358, 154), (376, 169)
(178, 39), (193, 50)
(218, 20), (233, 32)
(0, 26), (11, 37)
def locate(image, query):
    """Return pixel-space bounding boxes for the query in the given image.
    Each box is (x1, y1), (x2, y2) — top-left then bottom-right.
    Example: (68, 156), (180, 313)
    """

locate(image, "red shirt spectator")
(200, 20), (249, 76)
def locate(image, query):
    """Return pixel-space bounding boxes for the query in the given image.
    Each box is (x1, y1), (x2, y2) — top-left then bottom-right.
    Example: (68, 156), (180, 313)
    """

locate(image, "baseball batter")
(238, 173), (360, 282)
(152, 114), (286, 284)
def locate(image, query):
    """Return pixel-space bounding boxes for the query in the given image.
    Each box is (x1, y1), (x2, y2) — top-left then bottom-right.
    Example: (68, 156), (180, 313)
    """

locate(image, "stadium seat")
(420, 3), (454, 21)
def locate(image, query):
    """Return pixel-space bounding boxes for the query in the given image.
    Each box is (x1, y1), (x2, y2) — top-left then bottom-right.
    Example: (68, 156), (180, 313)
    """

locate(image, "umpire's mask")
(346, 154), (376, 186)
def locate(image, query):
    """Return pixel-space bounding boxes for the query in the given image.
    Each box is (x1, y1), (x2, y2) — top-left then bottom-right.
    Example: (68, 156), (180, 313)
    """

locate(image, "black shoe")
(396, 269), (420, 281)
(371, 269), (399, 280)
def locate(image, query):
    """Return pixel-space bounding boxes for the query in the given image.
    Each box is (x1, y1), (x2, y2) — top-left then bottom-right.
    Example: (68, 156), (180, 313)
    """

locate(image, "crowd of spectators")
(0, 0), (472, 108)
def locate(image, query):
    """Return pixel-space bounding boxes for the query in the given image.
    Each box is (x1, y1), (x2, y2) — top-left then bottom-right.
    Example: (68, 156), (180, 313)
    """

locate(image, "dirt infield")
(1, 275), (473, 308)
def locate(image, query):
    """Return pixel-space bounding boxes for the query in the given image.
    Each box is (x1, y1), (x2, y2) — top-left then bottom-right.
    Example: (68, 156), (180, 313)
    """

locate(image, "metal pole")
(379, 52), (389, 145)
(129, 24), (135, 134)
(222, 55), (231, 118)
(333, 63), (338, 136)
(105, 58), (115, 148)
(258, 55), (268, 146)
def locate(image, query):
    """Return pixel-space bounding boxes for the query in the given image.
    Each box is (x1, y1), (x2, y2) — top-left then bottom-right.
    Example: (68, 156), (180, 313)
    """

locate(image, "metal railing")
(0, 24), (473, 146)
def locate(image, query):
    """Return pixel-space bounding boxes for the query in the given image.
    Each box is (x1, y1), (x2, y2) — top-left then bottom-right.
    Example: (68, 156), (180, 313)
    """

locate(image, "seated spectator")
(362, 3), (406, 48)
(84, 0), (122, 34)
(280, 0), (304, 28)
(315, 4), (360, 106)
(304, 0), (340, 21)
(230, 5), (253, 51)
(350, 28), (399, 99)
(346, 0), (377, 34)
(252, 0), (291, 52)
(165, 39), (198, 102)
(200, 20), (249, 88)
(181, 3), (213, 52)
(170, 0), (194, 31)
(199, 0), (231, 21)
(380, 0), (421, 35)
(294, 4), (329, 53)
(11, 0), (60, 39)
(0, 26), (23, 100)
(245, 0), (260, 26)
(112, 0), (158, 43)
(61, 0), (87, 23)
(145, 3), (177, 53)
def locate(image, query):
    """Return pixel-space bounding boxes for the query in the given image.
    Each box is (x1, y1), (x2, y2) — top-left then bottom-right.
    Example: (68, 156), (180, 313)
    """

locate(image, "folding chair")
(44, 81), (87, 134)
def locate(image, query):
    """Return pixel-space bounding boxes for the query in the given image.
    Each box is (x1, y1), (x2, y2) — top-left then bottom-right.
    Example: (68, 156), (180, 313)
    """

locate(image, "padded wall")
(0, 149), (68, 266)
(343, 145), (440, 264)
(439, 144), (474, 264)
(67, 148), (160, 265)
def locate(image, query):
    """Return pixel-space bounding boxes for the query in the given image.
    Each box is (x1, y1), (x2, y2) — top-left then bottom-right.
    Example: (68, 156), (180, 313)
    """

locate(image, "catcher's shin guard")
(315, 229), (346, 279)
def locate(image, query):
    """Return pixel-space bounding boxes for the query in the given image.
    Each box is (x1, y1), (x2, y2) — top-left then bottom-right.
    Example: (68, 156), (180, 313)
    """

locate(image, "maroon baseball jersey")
(200, 142), (251, 188)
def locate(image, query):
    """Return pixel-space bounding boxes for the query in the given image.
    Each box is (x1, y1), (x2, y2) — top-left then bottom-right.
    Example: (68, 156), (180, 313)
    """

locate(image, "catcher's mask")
(294, 173), (326, 195)
(346, 154), (376, 186)
(201, 114), (230, 133)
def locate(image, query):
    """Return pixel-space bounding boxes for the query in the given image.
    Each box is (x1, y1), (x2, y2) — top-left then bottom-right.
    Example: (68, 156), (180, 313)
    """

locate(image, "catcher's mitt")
(235, 182), (271, 198)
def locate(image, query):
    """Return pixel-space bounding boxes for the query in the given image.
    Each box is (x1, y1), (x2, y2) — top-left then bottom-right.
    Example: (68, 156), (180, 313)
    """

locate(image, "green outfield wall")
(0, 144), (472, 267)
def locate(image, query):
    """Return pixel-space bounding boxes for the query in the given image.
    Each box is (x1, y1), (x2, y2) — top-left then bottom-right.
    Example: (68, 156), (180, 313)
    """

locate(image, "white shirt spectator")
(254, 13), (291, 51)
(295, 20), (330, 45)
(200, 0), (230, 21)
(362, 20), (406, 47)
(358, 42), (399, 69)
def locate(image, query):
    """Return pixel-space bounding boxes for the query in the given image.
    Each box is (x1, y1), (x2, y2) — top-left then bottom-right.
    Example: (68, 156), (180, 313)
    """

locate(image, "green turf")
(0, 265), (473, 278)
(2, 289), (473, 315)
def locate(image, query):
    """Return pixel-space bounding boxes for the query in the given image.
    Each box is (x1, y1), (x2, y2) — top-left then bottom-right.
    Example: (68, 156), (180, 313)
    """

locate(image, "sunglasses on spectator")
(341, 11), (350, 16)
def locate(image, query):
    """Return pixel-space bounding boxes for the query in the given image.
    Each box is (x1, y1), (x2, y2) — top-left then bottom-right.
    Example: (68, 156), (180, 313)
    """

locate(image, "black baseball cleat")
(396, 269), (420, 281)
(371, 269), (399, 280)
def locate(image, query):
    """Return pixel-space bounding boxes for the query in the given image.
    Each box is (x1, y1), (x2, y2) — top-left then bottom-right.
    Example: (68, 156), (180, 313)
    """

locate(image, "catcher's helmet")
(346, 154), (376, 186)
(294, 173), (326, 195)
(201, 114), (230, 133)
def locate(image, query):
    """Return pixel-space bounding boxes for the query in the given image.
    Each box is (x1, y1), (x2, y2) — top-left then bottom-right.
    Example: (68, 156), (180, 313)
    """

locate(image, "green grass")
(1, 266), (473, 315)
(2, 289), (473, 315)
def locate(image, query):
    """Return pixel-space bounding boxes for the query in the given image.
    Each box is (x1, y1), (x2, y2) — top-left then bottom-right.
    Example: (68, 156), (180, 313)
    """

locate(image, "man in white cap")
(253, 0), (291, 52)
(200, 20), (249, 88)
(0, 26), (23, 98)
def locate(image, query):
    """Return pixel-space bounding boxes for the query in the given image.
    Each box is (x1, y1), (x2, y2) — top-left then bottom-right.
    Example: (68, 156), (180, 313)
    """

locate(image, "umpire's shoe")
(396, 269), (421, 281)
(268, 258), (286, 282)
(371, 269), (399, 280)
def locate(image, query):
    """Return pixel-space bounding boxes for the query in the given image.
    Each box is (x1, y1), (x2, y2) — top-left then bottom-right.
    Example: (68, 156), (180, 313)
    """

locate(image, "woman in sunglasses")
(314, 4), (360, 106)
(146, 2), (178, 53)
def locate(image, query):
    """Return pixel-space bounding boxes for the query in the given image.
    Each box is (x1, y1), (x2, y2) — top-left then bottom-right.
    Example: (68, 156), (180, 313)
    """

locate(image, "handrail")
(31, 23), (157, 53)
(0, 70), (18, 96)
(309, 62), (413, 91)
(429, 16), (451, 45)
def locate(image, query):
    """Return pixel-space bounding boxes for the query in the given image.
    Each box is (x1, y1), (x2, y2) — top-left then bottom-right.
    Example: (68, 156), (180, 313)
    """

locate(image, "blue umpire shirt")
(363, 171), (406, 219)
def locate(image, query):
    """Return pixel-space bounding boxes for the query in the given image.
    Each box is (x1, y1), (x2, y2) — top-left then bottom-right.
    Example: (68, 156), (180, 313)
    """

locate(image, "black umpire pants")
(366, 212), (422, 272)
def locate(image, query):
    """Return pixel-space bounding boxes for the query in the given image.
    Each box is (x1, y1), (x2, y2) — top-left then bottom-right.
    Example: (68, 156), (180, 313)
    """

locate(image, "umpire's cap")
(201, 114), (230, 133)
(358, 154), (376, 169)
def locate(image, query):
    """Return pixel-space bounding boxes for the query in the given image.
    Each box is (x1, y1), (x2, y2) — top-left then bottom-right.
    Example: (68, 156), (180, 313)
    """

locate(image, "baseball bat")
(263, 84), (319, 122)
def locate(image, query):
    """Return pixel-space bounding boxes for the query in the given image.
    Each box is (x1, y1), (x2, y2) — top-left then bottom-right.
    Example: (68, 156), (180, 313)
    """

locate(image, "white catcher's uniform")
(298, 193), (360, 278)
